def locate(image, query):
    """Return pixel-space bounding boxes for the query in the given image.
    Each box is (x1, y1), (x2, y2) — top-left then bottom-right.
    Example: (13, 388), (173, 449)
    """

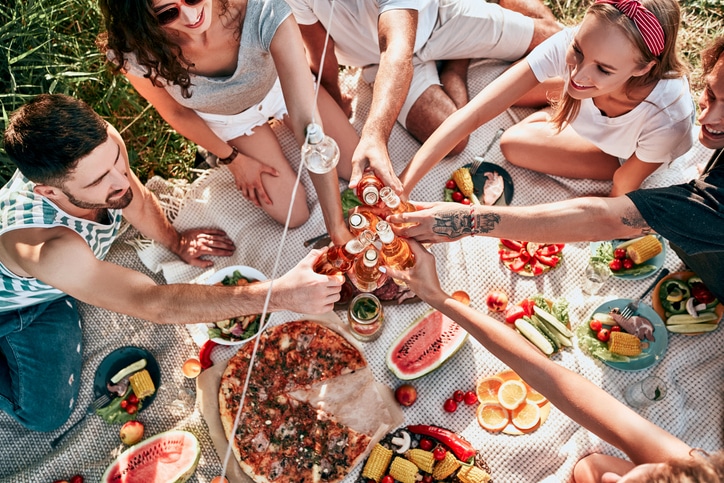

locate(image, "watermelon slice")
(386, 309), (468, 380)
(101, 430), (200, 482)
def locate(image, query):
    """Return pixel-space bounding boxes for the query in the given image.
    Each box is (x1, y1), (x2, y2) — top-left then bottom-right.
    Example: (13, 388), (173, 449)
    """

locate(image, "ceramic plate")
(203, 265), (267, 346)
(652, 271), (723, 335)
(577, 298), (668, 371)
(93, 346), (161, 410)
(443, 162), (514, 206)
(589, 235), (666, 281)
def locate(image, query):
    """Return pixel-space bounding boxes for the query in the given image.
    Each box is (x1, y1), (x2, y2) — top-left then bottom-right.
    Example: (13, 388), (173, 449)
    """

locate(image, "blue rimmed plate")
(589, 235), (666, 281)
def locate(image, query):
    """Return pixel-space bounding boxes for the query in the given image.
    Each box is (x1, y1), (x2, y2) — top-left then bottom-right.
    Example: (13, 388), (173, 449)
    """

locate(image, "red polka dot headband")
(596, 0), (666, 56)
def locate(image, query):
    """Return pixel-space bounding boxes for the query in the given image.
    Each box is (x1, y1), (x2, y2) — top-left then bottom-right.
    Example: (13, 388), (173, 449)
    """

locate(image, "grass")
(0, 0), (721, 186)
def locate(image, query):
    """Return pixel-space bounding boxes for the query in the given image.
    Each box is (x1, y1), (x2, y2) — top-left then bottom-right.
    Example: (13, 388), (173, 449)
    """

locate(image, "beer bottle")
(376, 221), (416, 281)
(379, 187), (416, 217)
(348, 211), (380, 236)
(356, 172), (384, 206)
(313, 230), (374, 275)
(350, 248), (387, 292)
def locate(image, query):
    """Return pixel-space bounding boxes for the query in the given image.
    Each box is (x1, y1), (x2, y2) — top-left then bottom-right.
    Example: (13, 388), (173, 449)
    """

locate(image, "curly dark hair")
(702, 36), (724, 77)
(3, 94), (108, 186)
(97, 0), (238, 98)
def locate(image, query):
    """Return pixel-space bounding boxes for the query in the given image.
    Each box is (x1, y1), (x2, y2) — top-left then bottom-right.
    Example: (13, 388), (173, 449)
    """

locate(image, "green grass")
(0, 0), (721, 186)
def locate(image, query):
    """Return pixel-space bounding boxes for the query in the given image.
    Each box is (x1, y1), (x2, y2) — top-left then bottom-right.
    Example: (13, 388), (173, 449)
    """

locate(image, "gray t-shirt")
(119, 0), (290, 115)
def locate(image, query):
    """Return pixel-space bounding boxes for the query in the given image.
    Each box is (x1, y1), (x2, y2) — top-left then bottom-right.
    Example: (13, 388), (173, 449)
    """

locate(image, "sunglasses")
(154, 0), (204, 26)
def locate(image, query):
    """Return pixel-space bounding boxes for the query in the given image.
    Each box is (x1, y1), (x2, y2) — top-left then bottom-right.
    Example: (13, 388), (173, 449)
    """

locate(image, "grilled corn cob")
(607, 331), (642, 356)
(432, 451), (460, 480)
(361, 444), (393, 482)
(406, 448), (435, 473)
(457, 464), (492, 483)
(389, 456), (419, 483)
(452, 168), (481, 205)
(128, 369), (155, 399)
(625, 235), (662, 264)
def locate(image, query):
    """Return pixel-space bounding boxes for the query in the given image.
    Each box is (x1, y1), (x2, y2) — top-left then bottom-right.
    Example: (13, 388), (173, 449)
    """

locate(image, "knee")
(531, 19), (563, 50)
(287, 198), (310, 228)
(17, 399), (75, 432)
(499, 128), (524, 165)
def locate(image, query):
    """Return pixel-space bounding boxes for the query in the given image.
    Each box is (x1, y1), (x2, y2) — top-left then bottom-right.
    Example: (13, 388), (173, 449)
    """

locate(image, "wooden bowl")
(652, 271), (723, 335)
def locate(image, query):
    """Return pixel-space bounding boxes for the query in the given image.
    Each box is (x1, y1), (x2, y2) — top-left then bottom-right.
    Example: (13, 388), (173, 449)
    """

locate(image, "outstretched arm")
(389, 195), (652, 244)
(386, 240), (692, 468)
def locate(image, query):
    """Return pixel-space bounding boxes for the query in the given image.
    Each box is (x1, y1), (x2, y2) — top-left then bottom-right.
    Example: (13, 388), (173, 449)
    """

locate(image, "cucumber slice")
(665, 312), (718, 325)
(667, 323), (718, 333)
(515, 318), (555, 355)
(526, 316), (560, 352)
(591, 312), (615, 325)
(534, 315), (573, 347)
(110, 358), (147, 384)
(533, 306), (573, 338)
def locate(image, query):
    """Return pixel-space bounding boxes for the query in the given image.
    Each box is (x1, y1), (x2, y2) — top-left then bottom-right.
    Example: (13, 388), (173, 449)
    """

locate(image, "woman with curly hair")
(401, 0), (695, 198)
(98, 0), (358, 242)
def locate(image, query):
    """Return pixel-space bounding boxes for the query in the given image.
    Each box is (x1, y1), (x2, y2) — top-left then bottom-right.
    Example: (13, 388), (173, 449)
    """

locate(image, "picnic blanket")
(1, 61), (721, 483)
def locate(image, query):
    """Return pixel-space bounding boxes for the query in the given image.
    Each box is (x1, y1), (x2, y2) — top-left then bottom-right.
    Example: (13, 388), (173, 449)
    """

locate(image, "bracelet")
(217, 145), (238, 165)
(470, 206), (476, 236)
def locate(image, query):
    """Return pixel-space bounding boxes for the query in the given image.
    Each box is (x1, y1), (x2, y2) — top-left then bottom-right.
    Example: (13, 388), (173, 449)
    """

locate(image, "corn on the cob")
(389, 456), (419, 483)
(457, 464), (492, 483)
(625, 235), (662, 264)
(607, 331), (642, 356)
(361, 444), (393, 482)
(432, 451), (460, 480)
(405, 448), (435, 473)
(452, 168), (481, 205)
(129, 369), (155, 399)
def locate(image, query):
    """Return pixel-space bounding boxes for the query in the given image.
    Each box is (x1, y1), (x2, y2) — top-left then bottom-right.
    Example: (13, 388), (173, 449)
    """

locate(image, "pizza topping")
(251, 431), (270, 453)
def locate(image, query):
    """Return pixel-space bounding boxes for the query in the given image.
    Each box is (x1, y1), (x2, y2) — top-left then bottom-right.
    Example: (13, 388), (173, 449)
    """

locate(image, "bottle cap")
(349, 213), (365, 229)
(305, 123), (324, 144)
(376, 221), (394, 244)
(363, 249), (378, 267)
(379, 186), (400, 208)
(361, 186), (380, 205)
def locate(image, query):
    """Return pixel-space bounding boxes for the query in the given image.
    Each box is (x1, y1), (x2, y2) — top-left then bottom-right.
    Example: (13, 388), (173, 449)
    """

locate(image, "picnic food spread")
(498, 240), (564, 276)
(653, 271), (723, 334)
(218, 320), (386, 483)
(207, 269), (266, 343)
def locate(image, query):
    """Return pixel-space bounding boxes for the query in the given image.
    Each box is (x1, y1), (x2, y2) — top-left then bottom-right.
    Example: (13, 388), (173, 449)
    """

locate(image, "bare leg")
(498, 0), (557, 21)
(315, 86), (360, 181)
(500, 109), (620, 180)
(439, 58), (471, 109)
(229, 124), (310, 227)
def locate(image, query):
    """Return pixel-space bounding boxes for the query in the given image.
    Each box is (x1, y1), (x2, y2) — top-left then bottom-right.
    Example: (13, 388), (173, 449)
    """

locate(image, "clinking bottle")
(350, 248), (388, 292)
(313, 230), (375, 275)
(348, 211), (380, 236)
(379, 186), (416, 217)
(375, 221), (415, 286)
(356, 172), (384, 206)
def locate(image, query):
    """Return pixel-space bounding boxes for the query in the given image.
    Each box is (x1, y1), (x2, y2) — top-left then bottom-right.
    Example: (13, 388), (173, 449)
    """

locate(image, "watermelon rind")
(386, 309), (468, 380)
(101, 429), (200, 483)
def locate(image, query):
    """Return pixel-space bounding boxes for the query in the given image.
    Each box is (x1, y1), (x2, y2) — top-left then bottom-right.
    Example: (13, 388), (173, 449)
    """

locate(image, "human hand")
(383, 239), (445, 303)
(387, 201), (472, 243)
(272, 249), (345, 314)
(348, 137), (403, 194)
(174, 228), (236, 268)
(226, 153), (279, 206)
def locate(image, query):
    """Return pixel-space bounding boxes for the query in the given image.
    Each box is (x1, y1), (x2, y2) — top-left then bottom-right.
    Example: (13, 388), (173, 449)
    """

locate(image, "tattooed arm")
(389, 197), (653, 244)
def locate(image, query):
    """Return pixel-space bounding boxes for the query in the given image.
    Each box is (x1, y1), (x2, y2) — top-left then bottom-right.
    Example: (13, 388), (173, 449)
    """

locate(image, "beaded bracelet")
(217, 145), (239, 165)
(470, 206), (476, 236)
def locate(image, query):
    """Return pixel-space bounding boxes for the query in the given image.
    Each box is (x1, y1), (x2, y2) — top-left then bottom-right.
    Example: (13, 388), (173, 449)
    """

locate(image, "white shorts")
(362, 0), (534, 126)
(195, 78), (288, 141)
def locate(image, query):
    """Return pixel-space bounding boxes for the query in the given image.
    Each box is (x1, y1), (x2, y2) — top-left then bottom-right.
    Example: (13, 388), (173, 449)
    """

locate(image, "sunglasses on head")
(154, 0), (204, 26)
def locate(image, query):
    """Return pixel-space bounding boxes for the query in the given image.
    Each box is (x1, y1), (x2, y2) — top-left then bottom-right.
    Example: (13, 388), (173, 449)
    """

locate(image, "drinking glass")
(624, 376), (667, 408)
(582, 261), (611, 295)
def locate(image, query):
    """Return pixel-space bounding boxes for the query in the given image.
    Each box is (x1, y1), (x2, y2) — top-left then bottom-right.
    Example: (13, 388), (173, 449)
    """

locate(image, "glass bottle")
(376, 221), (415, 285)
(348, 211), (380, 236)
(302, 123), (340, 174)
(313, 230), (374, 275)
(347, 293), (384, 342)
(356, 172), (384, 206)
(350, 248), (387, 292)
(379, 186), (416, 217)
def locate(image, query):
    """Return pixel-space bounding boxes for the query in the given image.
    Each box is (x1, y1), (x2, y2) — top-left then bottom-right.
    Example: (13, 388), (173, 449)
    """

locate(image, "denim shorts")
(0, 296), (82, 431)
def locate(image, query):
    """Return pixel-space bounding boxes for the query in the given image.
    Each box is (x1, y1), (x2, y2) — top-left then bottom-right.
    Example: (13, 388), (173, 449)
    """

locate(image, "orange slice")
(476, 376), (504, 404)
(497, 369), (521, 382)
(477, 403), (510, 432)
(525, 387), (548, 407)
(511, 402), (541, 432)
(498, 380), (527, 410)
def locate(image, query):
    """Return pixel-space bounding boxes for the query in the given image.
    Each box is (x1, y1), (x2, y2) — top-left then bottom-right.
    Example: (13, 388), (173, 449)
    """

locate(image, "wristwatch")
(217, 145), (238, 165)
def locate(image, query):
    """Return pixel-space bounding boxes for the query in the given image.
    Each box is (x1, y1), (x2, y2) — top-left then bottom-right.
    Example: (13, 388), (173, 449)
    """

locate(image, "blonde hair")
(550, 0), (687, 130)
(644, 449), (724, 482)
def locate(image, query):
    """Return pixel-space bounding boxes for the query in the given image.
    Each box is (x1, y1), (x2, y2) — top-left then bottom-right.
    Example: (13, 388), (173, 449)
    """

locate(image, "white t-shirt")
(287, 0), (438, 67)
(526, 28), (695, 164)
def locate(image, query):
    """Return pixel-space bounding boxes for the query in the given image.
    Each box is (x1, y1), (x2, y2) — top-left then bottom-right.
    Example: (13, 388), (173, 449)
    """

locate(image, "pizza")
(219, 320), (375, 483)
(498, 240), (564, 276)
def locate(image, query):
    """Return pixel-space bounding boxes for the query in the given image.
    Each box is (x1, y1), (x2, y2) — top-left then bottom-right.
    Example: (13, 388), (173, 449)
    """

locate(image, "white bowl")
(204, 265), (268, 345)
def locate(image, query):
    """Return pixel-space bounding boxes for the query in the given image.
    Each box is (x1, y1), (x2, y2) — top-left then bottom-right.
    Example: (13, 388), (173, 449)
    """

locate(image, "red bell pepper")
(498, 249), (521, 261)
(500, 239), (524, 251)
(199, 340), (219, 370)
(535, 253), (560, 267)
(537, 244), (564, 256)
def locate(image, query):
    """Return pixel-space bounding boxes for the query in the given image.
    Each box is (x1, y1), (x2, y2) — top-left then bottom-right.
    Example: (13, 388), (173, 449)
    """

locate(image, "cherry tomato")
(461, 198), (472, 205)
(613, 248), (626, 259)
(610, 325), (621, 332)
(433, 446), (447, 461)
(127, 394), (139, 405)
(126, 404), (138, 415)
(422, 475), (434, 483)
(120, 400), (129, 409)
(419, 438), (434, 451)
(381, 476), (394, 483)
(445, 179), (457, 189)
(596, 328), (611, 342)
(443, 398), (458, 413)
(463, 391), (478, 405)
(452, 191), (464, 202)
(452, 390), (464, 402)
(609, 259), (623, 271)
(589, 319), (603, 332)
(69, 476), (84, 483)
(623, 258), (634, 270)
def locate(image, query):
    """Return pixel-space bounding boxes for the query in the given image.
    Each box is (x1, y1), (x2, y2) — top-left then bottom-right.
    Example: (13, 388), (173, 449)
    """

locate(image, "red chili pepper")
(406, 425), (476, 462)
(199, 340), (219, 370)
